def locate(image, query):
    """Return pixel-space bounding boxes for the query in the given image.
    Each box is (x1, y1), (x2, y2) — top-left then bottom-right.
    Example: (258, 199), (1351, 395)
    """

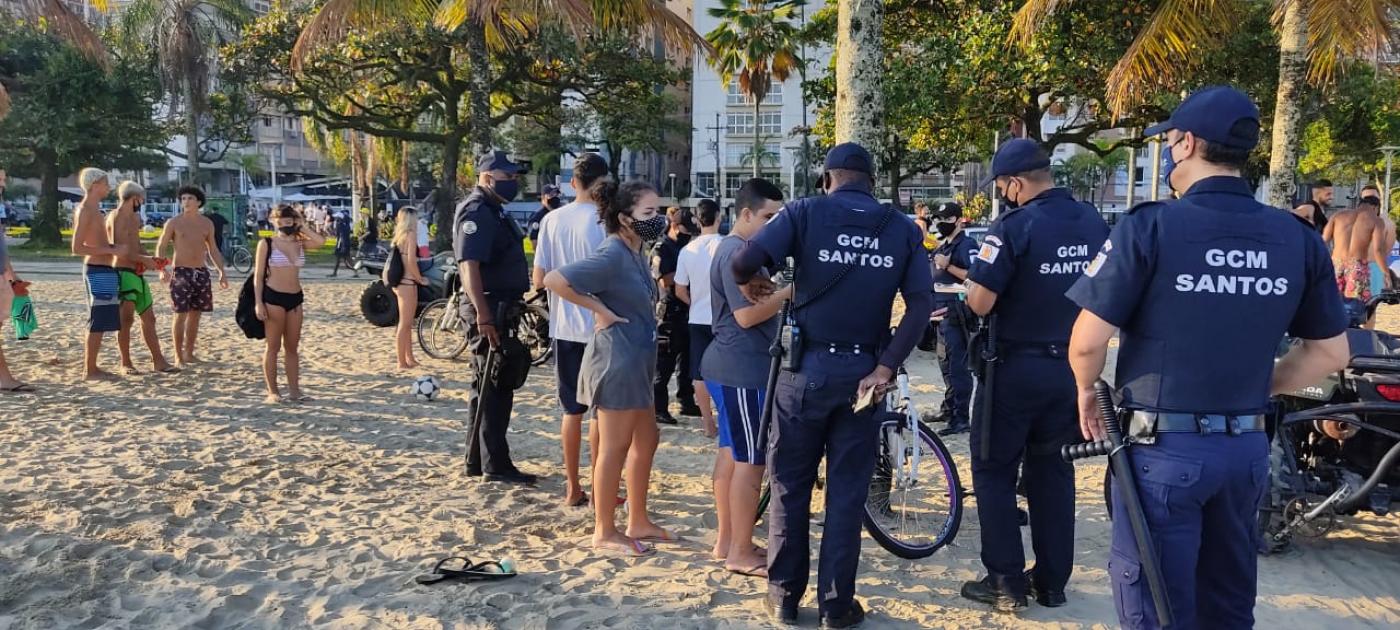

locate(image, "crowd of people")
(0, 85), (1383, 628)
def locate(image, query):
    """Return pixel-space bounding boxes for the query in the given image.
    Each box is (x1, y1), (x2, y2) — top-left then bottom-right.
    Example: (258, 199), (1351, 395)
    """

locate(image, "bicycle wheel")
(230, 247), (253, 274)
(417, 299), (471, 360)
(863, 417), (963, 559)
(518, 304), (553, 366)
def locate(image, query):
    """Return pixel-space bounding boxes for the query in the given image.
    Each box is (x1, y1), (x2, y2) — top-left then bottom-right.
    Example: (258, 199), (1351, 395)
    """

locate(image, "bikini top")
(269, 245), (305, 268)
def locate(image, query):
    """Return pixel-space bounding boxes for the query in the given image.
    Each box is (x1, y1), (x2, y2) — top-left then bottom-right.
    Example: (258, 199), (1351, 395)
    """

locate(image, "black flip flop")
(415, 556), (517, 585)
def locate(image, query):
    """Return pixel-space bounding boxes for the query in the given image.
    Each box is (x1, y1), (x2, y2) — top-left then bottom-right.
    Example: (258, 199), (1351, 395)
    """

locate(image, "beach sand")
(0, 271), (1397, 629)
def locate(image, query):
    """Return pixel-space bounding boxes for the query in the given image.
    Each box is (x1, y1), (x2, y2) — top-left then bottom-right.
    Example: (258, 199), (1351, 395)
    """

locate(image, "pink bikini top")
(269, 245), (305, 268)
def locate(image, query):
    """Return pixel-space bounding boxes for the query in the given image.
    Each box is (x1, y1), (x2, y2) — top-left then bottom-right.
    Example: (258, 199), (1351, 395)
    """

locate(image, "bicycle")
(418, 289), (554, 366)
(756, 364), (964, 560)
(228, 244), (253, 275)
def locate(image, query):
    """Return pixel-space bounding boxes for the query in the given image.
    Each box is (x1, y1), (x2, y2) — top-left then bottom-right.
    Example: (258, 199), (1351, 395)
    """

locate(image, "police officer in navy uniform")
(731, 143), (933, 628)
(929, 201), (979, 435)
(456, 150), (537, 485)
(961, 138), (1109, 611)
(1066, 86), (1349, 629)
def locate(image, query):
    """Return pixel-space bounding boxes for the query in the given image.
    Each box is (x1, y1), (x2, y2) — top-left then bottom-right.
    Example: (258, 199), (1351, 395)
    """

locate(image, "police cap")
(979, 138), (1051, 188)
(1143, 85), (1260, 150)
(824, 143), (874, 174)
(476, 150), (522, 175)
(933, 201), (963, 220)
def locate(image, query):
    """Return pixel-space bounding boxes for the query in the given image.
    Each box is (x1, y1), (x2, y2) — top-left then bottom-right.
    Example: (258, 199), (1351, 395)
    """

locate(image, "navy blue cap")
(933, 201), (963, 219)
(980, 138), (1051, 188)
(542, 184), (560, 196)
(824, 142), (874, 174)
(1143, 85), (1260, 150)
(476, 150), (521, 175)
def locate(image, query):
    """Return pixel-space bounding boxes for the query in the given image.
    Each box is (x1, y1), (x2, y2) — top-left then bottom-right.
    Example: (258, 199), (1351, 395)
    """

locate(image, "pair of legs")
(170, 311), (204, 365)
(0, 281), (22, 389)
(118, 302), (172, 373)
(393, 283), (419, 369)
(592, 407), (667, 554)
(330, 252), (357, 277)
(261, 302), (304, 402)
(562, 412), (601, 506)
(712, 448), (766, 572)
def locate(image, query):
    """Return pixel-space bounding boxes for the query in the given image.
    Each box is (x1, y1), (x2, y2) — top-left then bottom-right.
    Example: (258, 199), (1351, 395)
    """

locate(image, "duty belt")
(806, 338), (877, 355)
(1127, 410), (1266, 441)
(998, 341), (1067, 359)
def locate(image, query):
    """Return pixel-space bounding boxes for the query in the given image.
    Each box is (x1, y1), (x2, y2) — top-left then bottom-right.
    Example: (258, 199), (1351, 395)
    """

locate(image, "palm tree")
(117, 0), (251, 185)
(1011, 0), (1400, 207)
(705, 0), (803, 177)
(1, 0), (110, 121)
(739, 136), (782, 174)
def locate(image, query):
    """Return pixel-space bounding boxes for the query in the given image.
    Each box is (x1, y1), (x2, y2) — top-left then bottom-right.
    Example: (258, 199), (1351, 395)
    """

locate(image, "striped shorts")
(707, 383), (768, 465)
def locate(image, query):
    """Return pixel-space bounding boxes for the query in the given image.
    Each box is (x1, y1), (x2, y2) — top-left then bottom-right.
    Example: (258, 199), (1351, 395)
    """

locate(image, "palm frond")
(293, 0), (437, 68)
(1009, 0), (1082, 47)
(20, 0), (110, 67)
(1301, 0), (1400, 84)
(1103, 0), (1237, 117)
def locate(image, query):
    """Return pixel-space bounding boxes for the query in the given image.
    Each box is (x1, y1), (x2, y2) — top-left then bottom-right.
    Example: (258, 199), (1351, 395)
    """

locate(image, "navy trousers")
(936, 300), (974, 425)
(969, 355), (1078, 595)
(767, 351), (878, 617)
(1110, 432), (1269, 630)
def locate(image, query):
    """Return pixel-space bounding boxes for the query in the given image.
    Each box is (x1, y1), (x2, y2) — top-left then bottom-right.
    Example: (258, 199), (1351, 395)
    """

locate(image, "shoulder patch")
(976, 242), (1001, 265)
(461, 220), (477, 235)
(984, 234), (1003, 247)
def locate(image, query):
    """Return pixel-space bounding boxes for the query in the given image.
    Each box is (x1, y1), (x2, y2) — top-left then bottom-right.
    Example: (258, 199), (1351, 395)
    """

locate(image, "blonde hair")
(79, 168), (109, 192)
(392, 207), (418, 253)
(117, 181), (145, 202)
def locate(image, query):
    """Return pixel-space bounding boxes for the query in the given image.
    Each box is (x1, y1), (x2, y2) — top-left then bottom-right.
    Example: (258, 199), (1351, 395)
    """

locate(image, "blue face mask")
(1161, 138), (1184, 191)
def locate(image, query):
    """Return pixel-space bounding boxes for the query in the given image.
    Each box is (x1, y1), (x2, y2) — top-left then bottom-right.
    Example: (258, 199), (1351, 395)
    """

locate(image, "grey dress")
(558, 235), (658, 410)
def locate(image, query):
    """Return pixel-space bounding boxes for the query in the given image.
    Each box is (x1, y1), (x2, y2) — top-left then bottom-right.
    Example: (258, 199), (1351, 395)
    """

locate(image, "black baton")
(976, 315), (999, 462)
(760, 299), (791, 431)
(1062, 380), (1174, 628)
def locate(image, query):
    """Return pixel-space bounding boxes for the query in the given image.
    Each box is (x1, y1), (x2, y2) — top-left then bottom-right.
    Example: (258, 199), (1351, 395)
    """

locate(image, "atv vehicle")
(354, 240), (452, 328)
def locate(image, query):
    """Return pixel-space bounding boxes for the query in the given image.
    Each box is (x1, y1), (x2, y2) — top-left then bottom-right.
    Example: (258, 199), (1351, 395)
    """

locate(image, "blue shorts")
(554, 339), (589, 415)
(1371, 262), (1387, 295)
(688, 324), (713, 379)
(84, 265), (121, 333)
(707, 382), (768, 465)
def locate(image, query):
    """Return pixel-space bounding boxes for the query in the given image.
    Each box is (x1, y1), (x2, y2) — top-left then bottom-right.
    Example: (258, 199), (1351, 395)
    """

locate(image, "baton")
(760, 299), (791, 431)
(976, 315), (998, 461)
(1062, 380), (1174, 628)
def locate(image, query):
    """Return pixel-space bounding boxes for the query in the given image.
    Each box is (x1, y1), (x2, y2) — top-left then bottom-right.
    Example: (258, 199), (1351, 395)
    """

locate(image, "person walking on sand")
(107, 181), (176, 375)
(155, 186), (229, 366)
(0, 226), (31, 392)
(1323, 195), (1389, 325)
(534, 153), (608, 507)
(545, 179), (676, 556)
(330, 208), (357, 278)
(386, 207), (428, 370)
(256, 205), (324, 403)
(71, 168), (126, 381)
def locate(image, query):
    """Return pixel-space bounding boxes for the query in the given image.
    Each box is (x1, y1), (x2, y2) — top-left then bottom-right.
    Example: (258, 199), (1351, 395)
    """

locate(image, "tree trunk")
(183, 76), (201, 185)
(463, 20), (493, 156)
(433, 132), (463, 254)
(1267, 0), (1308, 208)
(833, 0), (884, 148)
(30, 154), (63, 247)
(753, 99), (762, 178)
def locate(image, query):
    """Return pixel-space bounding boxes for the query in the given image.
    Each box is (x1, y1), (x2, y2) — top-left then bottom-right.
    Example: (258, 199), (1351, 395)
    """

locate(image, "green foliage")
(954, 190), (991, 225)
(1297, 63), (1400, 185)
(0, 20), (167, 246)
(1054, 147), (1126, 206)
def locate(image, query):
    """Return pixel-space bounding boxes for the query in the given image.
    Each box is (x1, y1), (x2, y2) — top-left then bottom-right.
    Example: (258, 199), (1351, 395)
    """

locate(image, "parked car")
(4, 201), (36, 227)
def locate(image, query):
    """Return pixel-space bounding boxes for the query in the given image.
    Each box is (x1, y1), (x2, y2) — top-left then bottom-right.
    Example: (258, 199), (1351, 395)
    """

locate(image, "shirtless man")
(70, 168), (125, 381)
(156, 186), (228, 365)
(1323, 195), (1389, 325)
(108, 181), (176, 374)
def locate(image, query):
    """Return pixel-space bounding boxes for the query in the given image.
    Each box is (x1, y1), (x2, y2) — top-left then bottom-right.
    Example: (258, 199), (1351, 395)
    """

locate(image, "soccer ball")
(411, 375), (441, 401)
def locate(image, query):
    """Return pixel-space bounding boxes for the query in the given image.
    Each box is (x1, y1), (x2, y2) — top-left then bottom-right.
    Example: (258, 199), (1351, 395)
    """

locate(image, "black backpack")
(235, 238), (272, 339)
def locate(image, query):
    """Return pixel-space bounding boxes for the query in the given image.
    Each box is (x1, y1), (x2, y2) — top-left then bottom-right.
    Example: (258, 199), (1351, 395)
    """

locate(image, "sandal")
(0, 383), (34, 393)
(415, 556), (517, 585)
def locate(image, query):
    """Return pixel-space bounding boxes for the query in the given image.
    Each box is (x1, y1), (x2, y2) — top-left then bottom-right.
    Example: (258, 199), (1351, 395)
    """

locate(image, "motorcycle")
(1264, 289), (1400, 549)
(353, 239), (451, 328)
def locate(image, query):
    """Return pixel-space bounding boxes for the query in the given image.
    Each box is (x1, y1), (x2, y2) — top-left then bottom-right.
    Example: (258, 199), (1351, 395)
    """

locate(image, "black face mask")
(998, 180), (1020, 210)
(935, 221), (958, 237)
(278, 225), (298, 236)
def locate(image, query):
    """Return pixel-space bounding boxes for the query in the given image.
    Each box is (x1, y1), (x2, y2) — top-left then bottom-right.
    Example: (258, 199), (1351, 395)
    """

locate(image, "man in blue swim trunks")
(70, 168), (126, 381)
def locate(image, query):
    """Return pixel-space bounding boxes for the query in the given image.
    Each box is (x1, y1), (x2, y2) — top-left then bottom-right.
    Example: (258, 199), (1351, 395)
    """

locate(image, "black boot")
(820, 600), (866, 629)
(1025, 568), (1067, 607)
(960, 575), (1028, 612)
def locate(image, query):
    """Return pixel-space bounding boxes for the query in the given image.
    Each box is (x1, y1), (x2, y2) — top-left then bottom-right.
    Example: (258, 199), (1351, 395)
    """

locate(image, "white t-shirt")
(674, 233), (723, 326)
(534, 201), (606, 343)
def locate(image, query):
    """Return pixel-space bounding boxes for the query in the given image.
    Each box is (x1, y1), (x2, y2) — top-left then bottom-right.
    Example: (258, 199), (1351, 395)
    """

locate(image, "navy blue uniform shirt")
(747, 184), (934, 369)
(969, 187), (1109, 344)
(933, 231), (978, 294)
(454, 186), (530, 297)
(1066, 176), (1347, 414)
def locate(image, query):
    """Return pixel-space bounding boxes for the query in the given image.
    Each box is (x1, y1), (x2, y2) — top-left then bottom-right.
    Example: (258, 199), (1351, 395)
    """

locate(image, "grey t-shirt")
(558, 235), (659, 408)
(702, 235), (779, 389)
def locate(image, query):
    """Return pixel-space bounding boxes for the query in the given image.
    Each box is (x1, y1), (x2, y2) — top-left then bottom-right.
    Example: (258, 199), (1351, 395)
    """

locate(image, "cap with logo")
(824, 142), (874, 174)
(933, 201), (963, 220)
(980, 138), (1051, 188)
(476, 150), (522, 175)
(1143, 85), (1261, 150)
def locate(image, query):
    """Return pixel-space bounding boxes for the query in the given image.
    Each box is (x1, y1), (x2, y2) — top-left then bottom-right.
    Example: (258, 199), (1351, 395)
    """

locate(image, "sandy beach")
(0, 266), (1397, 629)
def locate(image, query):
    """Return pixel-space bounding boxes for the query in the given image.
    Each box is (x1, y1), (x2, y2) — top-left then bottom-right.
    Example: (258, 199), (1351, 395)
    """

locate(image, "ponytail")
(595, 180), (657, 234)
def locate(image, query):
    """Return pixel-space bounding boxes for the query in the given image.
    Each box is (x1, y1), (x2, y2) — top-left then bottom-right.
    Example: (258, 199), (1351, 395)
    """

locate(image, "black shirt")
(656, 232), (690, 319)
(207, 212), (228, 248)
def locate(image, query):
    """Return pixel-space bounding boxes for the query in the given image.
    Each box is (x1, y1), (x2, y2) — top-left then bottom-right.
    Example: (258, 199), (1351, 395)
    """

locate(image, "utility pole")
(1125, 130), (1137, 208)
(798, 1), (812, 198)
(706, 112), (725, 200)
(989, 130), (1000, 219)
(1149, 138), (1162, 201)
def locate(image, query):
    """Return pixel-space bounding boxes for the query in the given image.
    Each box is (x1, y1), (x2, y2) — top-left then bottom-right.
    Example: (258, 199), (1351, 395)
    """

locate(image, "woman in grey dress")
(545, 180), (674, 556)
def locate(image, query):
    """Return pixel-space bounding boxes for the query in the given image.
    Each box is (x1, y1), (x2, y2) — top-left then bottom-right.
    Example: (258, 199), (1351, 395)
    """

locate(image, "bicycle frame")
(885, 368), (921, 492)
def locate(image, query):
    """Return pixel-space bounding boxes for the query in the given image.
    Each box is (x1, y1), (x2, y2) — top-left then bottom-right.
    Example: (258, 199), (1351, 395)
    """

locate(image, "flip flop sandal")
(594, 539), (654, 558)
(727, 563), (768, 578)
(415, 556), (517, 585)
(630, 530), (682, 544)
(1, 383), (34, 393)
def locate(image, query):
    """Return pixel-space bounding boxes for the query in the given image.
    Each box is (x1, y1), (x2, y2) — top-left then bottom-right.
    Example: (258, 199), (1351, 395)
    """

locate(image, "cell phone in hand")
(853, 386), (879, 413)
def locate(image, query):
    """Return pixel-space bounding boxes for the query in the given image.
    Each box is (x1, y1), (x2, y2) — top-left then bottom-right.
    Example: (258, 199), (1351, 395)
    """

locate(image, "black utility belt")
(804, 340), (879, 356)
(1127, 410), (1266, 443)
(997, 341), (1068, 359)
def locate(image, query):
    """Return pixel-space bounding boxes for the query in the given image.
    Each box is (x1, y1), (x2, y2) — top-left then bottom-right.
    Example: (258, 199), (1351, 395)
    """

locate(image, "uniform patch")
(984, 234), (1003, 247)
(461, 221), (477, 235)
(1085, 252), (1107, 277)
(977, 243), (1000, 264)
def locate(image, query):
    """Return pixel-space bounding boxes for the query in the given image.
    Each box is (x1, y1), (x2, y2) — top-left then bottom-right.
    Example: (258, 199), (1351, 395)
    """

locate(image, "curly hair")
(591, 179), (657, 234)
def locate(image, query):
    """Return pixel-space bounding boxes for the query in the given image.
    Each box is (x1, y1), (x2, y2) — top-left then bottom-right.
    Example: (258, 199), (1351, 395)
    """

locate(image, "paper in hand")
(853, 385), (879, 413)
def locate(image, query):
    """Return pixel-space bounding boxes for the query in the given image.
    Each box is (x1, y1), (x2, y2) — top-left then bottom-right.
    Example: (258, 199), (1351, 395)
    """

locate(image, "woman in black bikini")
(255, 205), (325, 403)
(386, 207), (428, 370)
